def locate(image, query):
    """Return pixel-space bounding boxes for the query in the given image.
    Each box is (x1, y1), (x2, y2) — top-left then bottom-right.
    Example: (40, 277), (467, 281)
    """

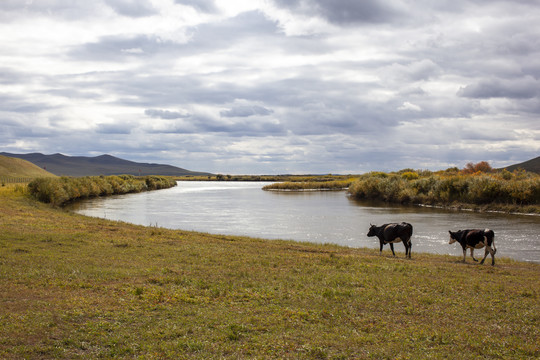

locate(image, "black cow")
(448, 229), (496, 265)
(367, 222), (413, 258)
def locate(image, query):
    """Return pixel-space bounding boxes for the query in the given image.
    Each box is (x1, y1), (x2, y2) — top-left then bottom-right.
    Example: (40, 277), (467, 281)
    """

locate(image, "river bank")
(1, 186), (538, 359)
(259, 170), (540, 214)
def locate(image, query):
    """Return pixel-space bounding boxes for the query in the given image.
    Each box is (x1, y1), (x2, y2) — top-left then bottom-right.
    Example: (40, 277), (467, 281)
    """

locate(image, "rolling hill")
(502, 156), (540, 174)
(0, 155), (56, 178)
(0, 152), (211, 177)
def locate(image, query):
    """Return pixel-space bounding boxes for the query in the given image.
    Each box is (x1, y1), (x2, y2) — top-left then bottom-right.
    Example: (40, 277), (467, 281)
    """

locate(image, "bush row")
(262, 178), (357, 191)
(348, 170), (540, 208)
(28, 175), (177, 206)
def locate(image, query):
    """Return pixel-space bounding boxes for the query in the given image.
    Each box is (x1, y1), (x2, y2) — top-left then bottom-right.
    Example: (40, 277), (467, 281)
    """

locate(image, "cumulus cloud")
(0, 0), (539, 173)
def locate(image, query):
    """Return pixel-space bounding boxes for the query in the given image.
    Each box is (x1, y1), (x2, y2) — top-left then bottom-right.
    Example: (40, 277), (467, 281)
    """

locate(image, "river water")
(69, 181), (540, 263)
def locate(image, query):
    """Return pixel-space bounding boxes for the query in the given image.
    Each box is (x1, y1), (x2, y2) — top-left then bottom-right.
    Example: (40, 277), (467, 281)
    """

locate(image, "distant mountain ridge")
(0, 152), (211, 177)
(502, 156), (540, 174)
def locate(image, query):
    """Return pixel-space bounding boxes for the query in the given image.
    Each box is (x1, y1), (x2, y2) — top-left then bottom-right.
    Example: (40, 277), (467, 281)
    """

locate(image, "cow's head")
(448, 230), (457, 244)
(367, 224), (377, 237)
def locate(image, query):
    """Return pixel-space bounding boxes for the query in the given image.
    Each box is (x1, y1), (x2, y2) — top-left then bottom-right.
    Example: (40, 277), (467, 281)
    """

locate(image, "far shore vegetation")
(260, 162), (540, 214)
(0, 184), (538, 359)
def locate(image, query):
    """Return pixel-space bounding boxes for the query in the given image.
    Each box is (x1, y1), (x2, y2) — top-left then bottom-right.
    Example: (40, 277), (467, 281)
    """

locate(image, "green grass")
(1, 186), (539, 359)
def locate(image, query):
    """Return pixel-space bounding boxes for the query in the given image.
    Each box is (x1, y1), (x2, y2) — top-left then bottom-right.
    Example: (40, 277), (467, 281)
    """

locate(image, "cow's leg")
(481, 246), (495, 266)
(408, 240), (412, 259)
(470, 248), (478, 262)
(462, 248), (467, 262)
(390, 243), (395, 256)
(480, 247), (489, 265)
(379, 240), (384, 254)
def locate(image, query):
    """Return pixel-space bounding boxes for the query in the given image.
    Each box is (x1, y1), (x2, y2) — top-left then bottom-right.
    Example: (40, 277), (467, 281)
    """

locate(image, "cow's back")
(464, 229), (492, 247)
(383, 223), (412, 241)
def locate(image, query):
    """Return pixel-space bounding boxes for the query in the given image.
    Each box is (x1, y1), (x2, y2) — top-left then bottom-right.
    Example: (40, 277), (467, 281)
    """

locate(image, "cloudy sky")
(1, 0), (539, 174)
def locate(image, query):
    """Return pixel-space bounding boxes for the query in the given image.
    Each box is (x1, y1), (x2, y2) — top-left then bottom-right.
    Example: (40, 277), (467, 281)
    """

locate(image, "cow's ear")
(448, 230), (452, 234)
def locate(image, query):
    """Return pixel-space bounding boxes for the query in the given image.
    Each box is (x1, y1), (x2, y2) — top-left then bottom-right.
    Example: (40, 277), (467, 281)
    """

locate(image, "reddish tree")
(462, 161), (493, 174)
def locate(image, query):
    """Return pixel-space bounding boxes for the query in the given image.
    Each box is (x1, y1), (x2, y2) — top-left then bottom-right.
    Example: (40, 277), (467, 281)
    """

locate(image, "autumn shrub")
(401, 171), (419, 180)
(28, 175), (176, 206)
(348, 168), (540, 210)
(262, 178), (357, 191)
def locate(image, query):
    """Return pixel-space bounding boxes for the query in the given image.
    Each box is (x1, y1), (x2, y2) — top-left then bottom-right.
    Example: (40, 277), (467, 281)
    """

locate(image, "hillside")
(503, 156), (540, 174)
(0, 155), (56, 178)
(0, 152), (211, 177)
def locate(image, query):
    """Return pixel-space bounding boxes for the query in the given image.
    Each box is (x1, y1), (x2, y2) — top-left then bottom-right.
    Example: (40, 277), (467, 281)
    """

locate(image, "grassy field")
(1, 185), (539, 359)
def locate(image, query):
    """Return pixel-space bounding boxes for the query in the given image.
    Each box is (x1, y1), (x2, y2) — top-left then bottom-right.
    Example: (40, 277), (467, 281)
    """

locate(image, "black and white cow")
(367, 222), (413, 258)
(448, 229), (496, 265)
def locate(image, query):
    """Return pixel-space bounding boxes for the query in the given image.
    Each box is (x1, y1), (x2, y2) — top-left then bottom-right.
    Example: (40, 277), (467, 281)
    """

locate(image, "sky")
(1, 0), (539, 174)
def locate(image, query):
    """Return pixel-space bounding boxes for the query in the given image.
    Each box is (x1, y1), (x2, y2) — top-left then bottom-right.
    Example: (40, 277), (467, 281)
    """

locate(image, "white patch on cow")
(388, 237), (402, 244)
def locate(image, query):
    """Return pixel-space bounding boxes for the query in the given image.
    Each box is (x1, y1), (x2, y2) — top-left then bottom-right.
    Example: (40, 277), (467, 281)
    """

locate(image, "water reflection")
(69, 181), (540, 263)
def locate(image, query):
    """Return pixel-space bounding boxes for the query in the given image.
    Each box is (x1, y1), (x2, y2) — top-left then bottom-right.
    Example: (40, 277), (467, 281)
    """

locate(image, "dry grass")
(0, 186), (539, 359)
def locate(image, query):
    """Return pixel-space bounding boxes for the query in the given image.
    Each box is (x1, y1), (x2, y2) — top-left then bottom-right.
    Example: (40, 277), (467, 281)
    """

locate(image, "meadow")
(1, 185), (539, 359)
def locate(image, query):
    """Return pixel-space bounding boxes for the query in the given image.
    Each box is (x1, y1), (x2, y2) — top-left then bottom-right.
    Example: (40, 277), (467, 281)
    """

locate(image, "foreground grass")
(1, 186), (539, 359)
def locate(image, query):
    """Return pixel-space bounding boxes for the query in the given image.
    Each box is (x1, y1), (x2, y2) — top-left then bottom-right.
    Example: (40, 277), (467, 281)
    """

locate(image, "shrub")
(401, 171), (419, 181)
(28, 175), (177, 206)
(348, 169), (540, 210)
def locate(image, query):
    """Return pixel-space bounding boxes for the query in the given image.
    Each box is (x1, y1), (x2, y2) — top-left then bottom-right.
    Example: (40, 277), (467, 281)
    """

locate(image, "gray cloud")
(145, 109), (190, 119)
(220, 106), (274, 118)
(104, 0), (157, 17)
(96, 123), (133, 134)
(69, 11), (280, 62)
(457, 77), (540, 99)
(1, 1), (539, 174)
(174, 0), (218, 13)
(271, 0), (403, 24)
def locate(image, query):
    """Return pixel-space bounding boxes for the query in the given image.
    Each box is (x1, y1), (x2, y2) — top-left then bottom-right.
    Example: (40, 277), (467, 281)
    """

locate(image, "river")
(69, 181), (540, 263)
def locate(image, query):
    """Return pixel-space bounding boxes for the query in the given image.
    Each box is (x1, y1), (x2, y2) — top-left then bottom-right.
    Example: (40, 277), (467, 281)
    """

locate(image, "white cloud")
(0, 0), (539, 173)
(398, 102), (422, 112)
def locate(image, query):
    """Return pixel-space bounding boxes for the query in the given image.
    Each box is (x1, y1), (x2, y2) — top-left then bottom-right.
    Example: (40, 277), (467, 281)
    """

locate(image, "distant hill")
(0, 152), (212, 177)
(503, 156), (540, 174)
(0, 155), (56, 178)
